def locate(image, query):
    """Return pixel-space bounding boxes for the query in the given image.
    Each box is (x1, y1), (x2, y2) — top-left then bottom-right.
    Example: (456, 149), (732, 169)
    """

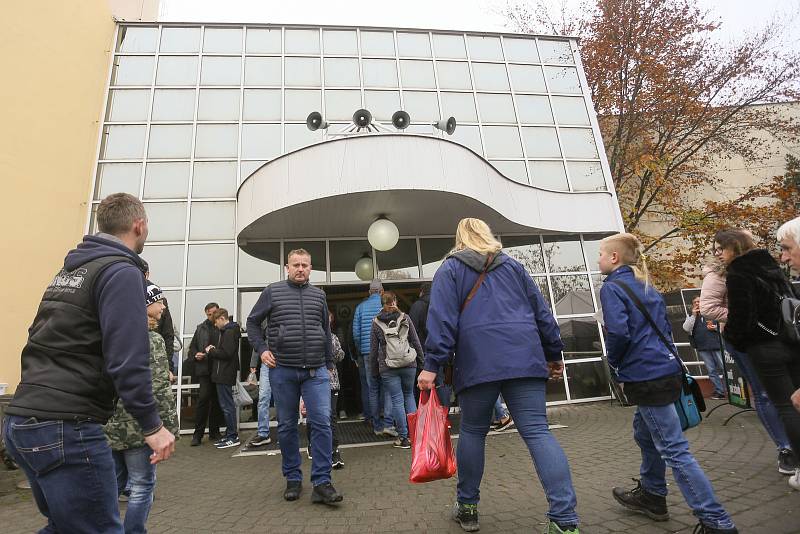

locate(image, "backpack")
(374, 314), (417, 368)
(755, 278), (800, 345)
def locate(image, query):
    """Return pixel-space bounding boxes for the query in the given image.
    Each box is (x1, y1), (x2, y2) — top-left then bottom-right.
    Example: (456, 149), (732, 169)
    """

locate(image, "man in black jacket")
(206, 308), (241, 449)
(247, 248), (342, 505)
(3, 193), (175, 533)
(189, 302), (223, 446)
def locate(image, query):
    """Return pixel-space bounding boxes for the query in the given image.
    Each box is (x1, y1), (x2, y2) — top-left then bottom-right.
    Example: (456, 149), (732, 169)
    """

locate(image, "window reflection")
(330, 240), (372, 282)
(542, 235), (586, 273)
(565, 361), (610, 399)
(558, 317), (602, 358)
(503, 235), (545, 274)
(377, 239), (420, 280)
(420, 238), (452, 278)
(550, 275), (594, 315)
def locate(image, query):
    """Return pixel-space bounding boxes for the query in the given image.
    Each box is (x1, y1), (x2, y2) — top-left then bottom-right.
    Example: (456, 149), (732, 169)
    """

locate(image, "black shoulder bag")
(611, 280), (706, 429)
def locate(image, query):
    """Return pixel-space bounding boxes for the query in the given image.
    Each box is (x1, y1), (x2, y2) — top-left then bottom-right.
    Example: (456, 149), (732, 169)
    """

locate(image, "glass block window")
(324, 58), (360, 87)
(323, 30), (358, 55)
(246, 28), (281, 54)
(466, 35), (503, 61)
(156, 57), (198, 86)
(397, 32), (431, 57)
(435, 61), (472, 90)
(204, 28), (243, 54)
(106, 90), (150, 122)
(432, 34), (466, 59)
(244, 57), (282, 86)
(360, 31), (395, 56)
(117, 26), (158, 53)
(112, 56), (155, 86)
(152, 89), (195, 121)
(243, 89), (281, 121)
(285, 29), (320, 54)
(362, 59), (398, 88)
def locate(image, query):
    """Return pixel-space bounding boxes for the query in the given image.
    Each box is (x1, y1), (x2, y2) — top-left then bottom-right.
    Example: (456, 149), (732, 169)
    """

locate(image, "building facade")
(91, 22), (628, 430)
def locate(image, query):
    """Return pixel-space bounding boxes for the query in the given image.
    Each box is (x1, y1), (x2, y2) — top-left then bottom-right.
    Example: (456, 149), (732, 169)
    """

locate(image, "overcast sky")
(159, 0), (799, 50)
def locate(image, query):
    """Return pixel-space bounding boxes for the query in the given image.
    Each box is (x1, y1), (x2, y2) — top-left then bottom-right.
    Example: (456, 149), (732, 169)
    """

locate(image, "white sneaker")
(789, 468), (800, 491)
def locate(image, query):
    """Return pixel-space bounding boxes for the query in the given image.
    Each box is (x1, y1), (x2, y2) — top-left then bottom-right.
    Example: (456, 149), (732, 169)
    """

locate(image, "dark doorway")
(323, 281), (425, 418)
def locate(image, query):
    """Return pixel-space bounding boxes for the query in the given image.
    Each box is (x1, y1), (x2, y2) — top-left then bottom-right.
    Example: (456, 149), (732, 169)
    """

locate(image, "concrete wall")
(0, 1), (116, 393)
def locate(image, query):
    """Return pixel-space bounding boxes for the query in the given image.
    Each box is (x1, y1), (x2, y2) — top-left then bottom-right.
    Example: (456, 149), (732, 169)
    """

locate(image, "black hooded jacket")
(7, 235), (161, 432)
(725, 249), (795, 351)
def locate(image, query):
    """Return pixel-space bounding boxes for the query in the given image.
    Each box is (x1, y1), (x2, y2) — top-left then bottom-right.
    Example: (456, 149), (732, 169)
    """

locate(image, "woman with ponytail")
(598, 233), (737, 534)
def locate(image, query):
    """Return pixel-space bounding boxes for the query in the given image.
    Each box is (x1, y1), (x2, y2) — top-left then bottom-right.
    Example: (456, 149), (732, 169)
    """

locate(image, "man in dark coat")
(188, 302), (223, 446)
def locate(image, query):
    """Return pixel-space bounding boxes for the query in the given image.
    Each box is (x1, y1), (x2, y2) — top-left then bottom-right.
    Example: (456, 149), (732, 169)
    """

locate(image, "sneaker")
(339, 410), (348, 420)
(311, 483), (344, 505)
(306, 448), (312, 460)
(332, 449), (345, 469)
(245, 434), (272, 448)
(284, 480), (302, 501)
(789, 468), (800, 491)
(710, 393), (726, 400)
(190, 437), (201, 447)
(215, 437), (241, 449)
(612, 479), (669, 521)
(451, 502), (479, 532)
(381, 427), (399, 437)
(494, 416), (515, 432)
(778, 448), (798, 475)
(692, 523), (738, 533)
(393, 437), (411, 449)
(118, 492), (129, 502)
(544, 520), (579, 534)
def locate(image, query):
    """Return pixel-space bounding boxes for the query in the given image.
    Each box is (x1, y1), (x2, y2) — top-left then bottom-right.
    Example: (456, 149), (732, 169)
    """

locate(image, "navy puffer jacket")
(423, 249), (564, 394)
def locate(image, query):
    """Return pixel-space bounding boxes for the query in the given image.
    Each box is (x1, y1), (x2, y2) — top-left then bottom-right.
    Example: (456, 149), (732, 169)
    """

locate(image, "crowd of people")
(2, 191), (799, 534)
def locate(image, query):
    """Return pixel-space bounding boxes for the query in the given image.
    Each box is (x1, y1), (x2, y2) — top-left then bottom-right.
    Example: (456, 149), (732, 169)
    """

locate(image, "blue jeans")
(257, 362), (273, 438)
(215, 383), (238, 440)
(492, 395), (509, 422)
(3, 415), (123, 533)
(457, 378), (579, 527)
(363, 355), (394, 432)
(381, 367), (417, 439)
(727, 344), (791, 450)
(113, 446), (156, 534)
(270, 365), (333, 485)
(697, 350), (726, 396)
(634, 404), (735, 529)
(357, 355), (371, 422)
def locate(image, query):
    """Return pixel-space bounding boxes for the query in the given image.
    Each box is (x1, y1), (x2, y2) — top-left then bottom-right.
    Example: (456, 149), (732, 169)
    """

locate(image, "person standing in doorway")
(3, 192), (175, 533)
(371, 291), (424, 449)
(353, 279), (396, 437)
(188, 303), (223, 446)
(682, 297), (726, 400)
(246, 249), (343, 505)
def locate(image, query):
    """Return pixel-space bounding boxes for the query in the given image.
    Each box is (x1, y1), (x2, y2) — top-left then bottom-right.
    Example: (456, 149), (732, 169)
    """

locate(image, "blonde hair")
(453, 218), (503, 256)
(600, 233), (650, 285)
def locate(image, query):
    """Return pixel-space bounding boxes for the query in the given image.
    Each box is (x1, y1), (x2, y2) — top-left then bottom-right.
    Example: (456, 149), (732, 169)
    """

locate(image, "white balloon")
(355, 256), (374, 281)
(367, 218), (399, 251)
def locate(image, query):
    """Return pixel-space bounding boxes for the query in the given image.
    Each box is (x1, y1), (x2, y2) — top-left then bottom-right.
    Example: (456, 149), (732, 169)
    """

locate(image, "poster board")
(679, 288), (751, 409)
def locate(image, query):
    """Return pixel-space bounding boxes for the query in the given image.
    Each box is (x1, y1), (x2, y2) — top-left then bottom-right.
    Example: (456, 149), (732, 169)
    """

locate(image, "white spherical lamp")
(355, 256), (374, 281)
(367, 217), (399, 251)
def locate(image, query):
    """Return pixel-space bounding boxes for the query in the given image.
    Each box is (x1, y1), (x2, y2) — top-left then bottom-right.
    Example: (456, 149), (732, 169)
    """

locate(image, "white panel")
(189, 201), (236, 240)
(187, 244), (235, 286)
(145, 202), (187, 242)
(140, 244), (185, 287)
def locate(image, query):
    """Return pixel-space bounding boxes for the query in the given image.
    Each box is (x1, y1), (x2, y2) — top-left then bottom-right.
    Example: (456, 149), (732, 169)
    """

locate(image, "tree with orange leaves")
(501, 0), (800, 288)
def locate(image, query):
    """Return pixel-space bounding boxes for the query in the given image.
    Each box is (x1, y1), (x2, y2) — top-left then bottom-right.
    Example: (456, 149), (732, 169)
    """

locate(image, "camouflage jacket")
(104, 331), (180, 450)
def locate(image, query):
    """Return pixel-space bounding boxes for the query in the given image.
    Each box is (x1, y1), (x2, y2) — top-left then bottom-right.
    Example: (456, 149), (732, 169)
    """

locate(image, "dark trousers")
(193, 375), (222, 440)
(748, 338), (800, 453)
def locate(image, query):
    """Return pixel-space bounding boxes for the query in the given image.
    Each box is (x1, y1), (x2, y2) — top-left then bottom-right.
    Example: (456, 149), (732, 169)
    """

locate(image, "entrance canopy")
(236, 134), (621, 259)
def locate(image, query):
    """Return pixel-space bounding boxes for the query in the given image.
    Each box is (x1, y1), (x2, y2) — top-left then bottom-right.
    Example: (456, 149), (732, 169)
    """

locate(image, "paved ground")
(1, 400), (798, 533)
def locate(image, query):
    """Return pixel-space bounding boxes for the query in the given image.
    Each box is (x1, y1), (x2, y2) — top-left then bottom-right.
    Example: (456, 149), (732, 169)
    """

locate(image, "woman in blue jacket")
(598, 233), (736, 534)
(418, 218), (579, 534)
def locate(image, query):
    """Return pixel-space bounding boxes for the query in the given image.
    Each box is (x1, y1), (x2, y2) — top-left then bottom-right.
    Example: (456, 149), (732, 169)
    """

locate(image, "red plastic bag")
(408, 389), (457, 483)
